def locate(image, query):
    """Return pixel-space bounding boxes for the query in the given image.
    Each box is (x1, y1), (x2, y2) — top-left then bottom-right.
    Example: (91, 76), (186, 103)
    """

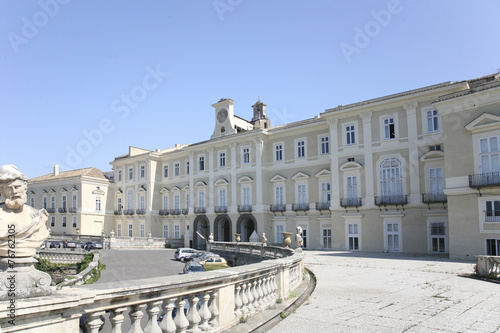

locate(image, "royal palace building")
(28, 73), (500, 259)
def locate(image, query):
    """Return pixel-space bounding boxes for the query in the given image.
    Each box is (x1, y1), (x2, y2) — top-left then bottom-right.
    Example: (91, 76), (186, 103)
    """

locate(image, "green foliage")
(280, 311), (288, 319)
(289, 291), (298, 298)
(239, 315), (247, 323)
(276, 298), (283, 304)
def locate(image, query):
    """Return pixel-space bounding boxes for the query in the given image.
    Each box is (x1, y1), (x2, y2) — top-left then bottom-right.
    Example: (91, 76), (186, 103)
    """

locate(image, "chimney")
(54, 164), (59, 176)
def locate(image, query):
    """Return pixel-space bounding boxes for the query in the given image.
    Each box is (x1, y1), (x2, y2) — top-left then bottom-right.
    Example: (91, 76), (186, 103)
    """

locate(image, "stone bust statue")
(0, 165), (49, 257)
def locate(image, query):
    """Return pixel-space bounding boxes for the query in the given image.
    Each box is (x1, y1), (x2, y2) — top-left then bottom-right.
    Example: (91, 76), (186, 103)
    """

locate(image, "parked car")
(62, 240), (77, 248)
(183, 261), (205, 274)
(198, 257), (228, 269)
(192, 252), (220, 262)
(185, 251), (214, 262)
(82, 242), (103, 251)
(49, 241), (62, 248)
(174, 248), (197, 262)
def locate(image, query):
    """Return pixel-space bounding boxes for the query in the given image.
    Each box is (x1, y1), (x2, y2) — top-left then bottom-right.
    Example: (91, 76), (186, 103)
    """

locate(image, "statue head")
(0, 165), (28, 210)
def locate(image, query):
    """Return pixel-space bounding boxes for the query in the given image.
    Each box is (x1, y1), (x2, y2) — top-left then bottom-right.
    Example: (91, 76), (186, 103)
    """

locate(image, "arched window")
(380, 158), (402, 197)
(127, 188), (134, 210)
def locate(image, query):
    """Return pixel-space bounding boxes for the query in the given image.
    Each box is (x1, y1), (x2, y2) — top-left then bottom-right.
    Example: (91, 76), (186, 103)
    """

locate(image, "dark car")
(49, 241), (62, 248)
(82, 242), (103, 251)
(183, 261), (205, 274)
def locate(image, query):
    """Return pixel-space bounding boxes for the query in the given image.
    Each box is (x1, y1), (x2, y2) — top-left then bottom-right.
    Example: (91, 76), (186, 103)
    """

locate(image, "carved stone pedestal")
(0, 257), (52, 300)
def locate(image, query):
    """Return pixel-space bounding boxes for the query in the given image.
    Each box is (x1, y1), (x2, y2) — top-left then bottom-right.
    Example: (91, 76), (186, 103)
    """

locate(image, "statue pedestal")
(0, 257), (52, 300)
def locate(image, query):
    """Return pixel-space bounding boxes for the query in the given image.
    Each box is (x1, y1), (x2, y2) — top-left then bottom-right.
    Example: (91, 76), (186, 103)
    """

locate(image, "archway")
(193, 215), (210, 250)
(214, 215), (232, 242)
(236, 214), (257, 242)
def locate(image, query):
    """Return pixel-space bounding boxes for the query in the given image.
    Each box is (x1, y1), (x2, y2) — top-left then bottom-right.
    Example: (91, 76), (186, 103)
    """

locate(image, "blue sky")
(1, 0), (499, 178)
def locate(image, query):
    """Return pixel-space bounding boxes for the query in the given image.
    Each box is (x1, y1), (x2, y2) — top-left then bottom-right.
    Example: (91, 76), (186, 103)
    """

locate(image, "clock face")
(217, 109), (228, 123)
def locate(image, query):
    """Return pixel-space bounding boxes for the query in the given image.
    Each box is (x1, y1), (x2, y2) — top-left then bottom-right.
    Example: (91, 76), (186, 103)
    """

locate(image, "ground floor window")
(276, 224), (284, 244)
(174, 225), (180, 239)
(128, 224), (133, 237)
(163, 224), (169, 239)
(486, 239), (500, 255)
(430, 222), (446, 253)
(302, 228), (308, 249)
(348, 223), (359, 251)
(117, 224), (122, 237)
(386, 223), (400, 252)
(322, 228), (332, 249)
(140, 224), (145, 237)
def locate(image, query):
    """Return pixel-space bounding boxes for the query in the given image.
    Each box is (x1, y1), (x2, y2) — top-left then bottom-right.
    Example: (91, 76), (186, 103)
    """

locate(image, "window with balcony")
(117, 198), (122, 212)
(275, 186), (284, 205)
(242, 187), (251, 206)
(174, 194), (180, 210)
(51, 196), (55, 210)
(30, 197), (34, 208)
(72, 194), (77, 209)
(480, 137), (499, 173)
(126, 189), (134, 210)
(485, 200), (500, 222)
(297, 184), (307, 204)
(43, 197), (47, 209)
(219, 189), (226, 207)
(198, 191), (205, 208)
(426, 109), (440, 133)
(62, 195), (67, 210)
(379, 158), (403, 204)
(275, 143), (283, 162)
(162, 196), (168, 210)
(321, 182), (331, 204)
(139, 195), (145, 210)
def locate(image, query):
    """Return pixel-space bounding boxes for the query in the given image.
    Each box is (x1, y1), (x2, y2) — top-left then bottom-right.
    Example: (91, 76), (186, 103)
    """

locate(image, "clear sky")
(1, 0), (499, 179)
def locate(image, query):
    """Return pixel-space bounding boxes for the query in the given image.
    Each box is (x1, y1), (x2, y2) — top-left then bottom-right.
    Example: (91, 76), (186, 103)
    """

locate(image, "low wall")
(476, 255), (500, 279)
(36, 250), (87, 264)
(0, 243), (303, 332)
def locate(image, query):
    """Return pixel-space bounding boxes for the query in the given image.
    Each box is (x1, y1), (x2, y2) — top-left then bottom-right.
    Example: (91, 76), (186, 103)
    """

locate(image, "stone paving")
(266, 251), (500, 333)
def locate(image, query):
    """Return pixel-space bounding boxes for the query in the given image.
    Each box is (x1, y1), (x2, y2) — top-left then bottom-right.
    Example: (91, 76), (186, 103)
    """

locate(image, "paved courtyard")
(267, 251), (500, 333)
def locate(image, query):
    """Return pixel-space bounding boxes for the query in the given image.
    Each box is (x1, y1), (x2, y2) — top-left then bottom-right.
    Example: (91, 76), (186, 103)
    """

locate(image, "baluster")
(209, 290), (219, 328)
(234, 284), (242, 317)
(174, 298), (189, 333)
(253, 280), (261, 309)
(128, 304), (146, 333)
(85, 311), (105, 333)
(144, 300), (163, 333)
(160, 298), (177, 333)
(110, 307), (128, 333)
(272, 274), (278, 299)
(240, 283), (249, 315)
(257, 278), (264, 309)
(198, 292), (211, 331)
(261, 276), (269, 304)
(187, 294), (201, 333)
(246, 281), (255, 314)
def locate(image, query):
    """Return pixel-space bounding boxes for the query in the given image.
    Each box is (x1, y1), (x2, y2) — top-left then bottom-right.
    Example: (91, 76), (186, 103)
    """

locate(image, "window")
(140, 195), (145, 210)
(95, 196), (102, 212)
(62, 216), (67, 228)
(275, 143), (283, 162)
(302, 228), (308, 248)
(199, 156), (205, 171)
(163, 224), (169, 239)
(275, 186), (284, 205)
(30, 197), (35, 208)
(162, 196), (168, 210)
(72, 194), (77, 209)
(198, 191), (205, 208)
(186, 194), (189, 209)
(128, 224), (133, 237)
(486, 239), (500, 255)
(127, 189), (134, 210)
(117, 224), (122, 236)
(140, 165), (145, 178)
(320, 136), (330, 154)
(163, 165), (169, 178)
(430, 222), (446, 253)
(62, 195), (67, 209)
(346, 125), (356, 145)
(380, 158), (403, 197)
(384, 117), (396, 139)
(426, 109), (439, 133)
(128, 167), (133, 180)
(242, 187), (251, 206)
(117, 197), (122, 211)
(348, 224), (359, 250)
(43, 197), (47, 209)
(174, 194), (180, 210)
(321, 182), (331, 203)
(72, 216), (77, 228)
(219, 189), (226, 207)
(174, 225), (180, 239)
(386, 223), (400, 252)
(186, 161), (190, 175)
(296, 140), (305, 158)
(140, 224), (145, 238)
(276, 224), (284, 244)
(174, 163), (180, 176)
(118, 170), (122, 181)
(485, 200), (500, 222)
(323, 228), (332, 249)
(480, 137), (499, 173)
(242, 147), (250, 164)
(219, 152), (226, 168)
(346, 176), (357, 199)
(297, 184), (307, 204)
(429, 168), (443, 194)
(51, 216), (55, 227)
(51, 196), (55, 209)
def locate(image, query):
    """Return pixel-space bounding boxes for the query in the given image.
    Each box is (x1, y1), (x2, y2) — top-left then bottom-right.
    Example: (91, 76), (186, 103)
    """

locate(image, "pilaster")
(208, 147), (215, 214)
(403, 102), (421, 204)
(327, 119), (340, 209)
(229, 143), (237, 213)
(188, 152), (194, 214)
(360, 112), (375, 206)
(254, 138), (264, 210)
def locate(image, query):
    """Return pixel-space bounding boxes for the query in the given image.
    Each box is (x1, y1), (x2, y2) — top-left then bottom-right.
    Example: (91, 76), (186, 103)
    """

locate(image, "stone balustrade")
(476, 255), (500, 279)
(36, 250), (87, 264)
(208, 241), (294, 260)
(0, 245), (304, 332)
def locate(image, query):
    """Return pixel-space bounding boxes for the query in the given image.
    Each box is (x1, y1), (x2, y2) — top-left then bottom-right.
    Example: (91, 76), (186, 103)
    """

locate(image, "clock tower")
(211, 98), (253, 139)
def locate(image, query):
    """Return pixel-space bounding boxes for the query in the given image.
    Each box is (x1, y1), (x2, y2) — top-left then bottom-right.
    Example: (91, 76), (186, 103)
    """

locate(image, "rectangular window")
(140, 195), (145, 210)
(95, 197), (102, 212)
(386, 223), (400, 252)
(72, 216), (77, 228)
(163, 165), (169, 178)
(297, 184), (307, 204)
(219, 189), (226, 207)
(297, 140), (305, 158)
(348, 224), (359, 250)
(186, 194), (189, 209)
(174, 163), (180, 176)
(51, 216), (55, 227)
(174, 194), (180, 210)
(118, 170), (122, 181)
(480, 137), (500, 173)
(219, 152), (226, 168)
(346, 125), (355, 145)
(43, 197), (47, 209)
(174, 225), (180, 239)
(243, 148), (250, 164)
(321, 182), (331, 203)
(72, 194), (77, 208)
(51, 196), (55, 209)
(162, 196), (168, 210)
(140, 165), (145, 178)
(429, 168), (443, 194)
(321, 136), (330, 154)
(30, 197), (35, 208)
(243, 187), (251, 206)
(62, 195), (67, 209)
(302, 228), (308, 248)
(117, 198), (122, 211)
(430, 222), (446, 253)
(323, 228), (332, 249)
(346, 176), (357, 199)
(140, 224), (145, 238)
(186, 161), (190, 175)
(275, 186), (284, 205)
(276, 225), (284, 244)
(199, 156), (205, 171)
(485, 200), (500, 222)
(275, 144), (283, 161)
(128, 167), (133, 180)
(426, 110), (439, 132)
(117, 224), (122, 236)
(163, 224), (169, 239)
(62, 216), (67, 228)
(198, 191), (205, 208)
(384, 117), (396, 139)
(486, 239), (500, 255)
(128, 224), (133, 237)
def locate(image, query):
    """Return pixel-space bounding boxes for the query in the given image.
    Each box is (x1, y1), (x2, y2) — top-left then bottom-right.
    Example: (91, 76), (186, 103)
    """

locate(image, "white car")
(174, 248), (197, 262)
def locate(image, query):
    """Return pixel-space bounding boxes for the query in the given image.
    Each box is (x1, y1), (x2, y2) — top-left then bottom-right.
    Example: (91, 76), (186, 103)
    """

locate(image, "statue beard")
(5, 197), (25, 210)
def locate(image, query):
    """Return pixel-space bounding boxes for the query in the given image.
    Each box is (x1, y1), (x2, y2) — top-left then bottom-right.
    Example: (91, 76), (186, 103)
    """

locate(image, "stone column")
(208, 147), (215, 215)
(189, 152), (194, 214)
(254, 138), (264, 211)
(403, 102), (420, 204)
(360, 112), (375, 206)
(328, 119), (340, 209)
(229, 143), (237, 213)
